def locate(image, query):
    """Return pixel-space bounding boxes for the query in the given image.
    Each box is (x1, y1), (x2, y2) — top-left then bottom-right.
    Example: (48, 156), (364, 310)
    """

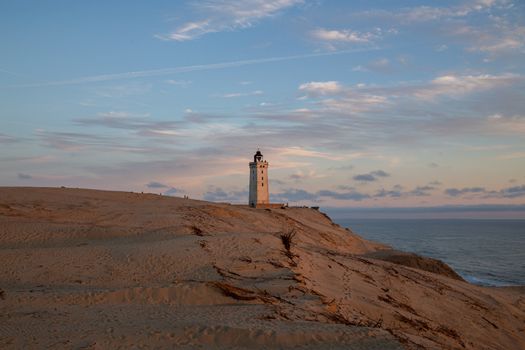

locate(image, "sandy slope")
(0, 187), (524, 349)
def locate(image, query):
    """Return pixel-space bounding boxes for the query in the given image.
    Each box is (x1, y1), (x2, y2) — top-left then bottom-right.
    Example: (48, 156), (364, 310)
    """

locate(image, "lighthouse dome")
(254, 150), (263, 162)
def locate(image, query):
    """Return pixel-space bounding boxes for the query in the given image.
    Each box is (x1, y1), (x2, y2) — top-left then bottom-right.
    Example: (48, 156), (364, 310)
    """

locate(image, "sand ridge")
(0, 187), (524, 349)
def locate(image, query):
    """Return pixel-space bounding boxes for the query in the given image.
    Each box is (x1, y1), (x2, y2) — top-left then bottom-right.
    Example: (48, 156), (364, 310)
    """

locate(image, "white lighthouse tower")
(249, 149), (269, 207)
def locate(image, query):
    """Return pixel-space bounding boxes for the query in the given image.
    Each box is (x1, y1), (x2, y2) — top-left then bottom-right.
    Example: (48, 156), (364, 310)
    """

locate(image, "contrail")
(6, 48), (378, 88)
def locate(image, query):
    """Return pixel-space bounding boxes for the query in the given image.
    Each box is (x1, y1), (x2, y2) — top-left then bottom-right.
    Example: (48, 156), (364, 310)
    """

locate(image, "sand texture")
(0, 187), (524, 349)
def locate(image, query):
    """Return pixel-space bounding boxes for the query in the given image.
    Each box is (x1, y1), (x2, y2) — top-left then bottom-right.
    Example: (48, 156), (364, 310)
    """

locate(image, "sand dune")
(0, 187), (524, 349)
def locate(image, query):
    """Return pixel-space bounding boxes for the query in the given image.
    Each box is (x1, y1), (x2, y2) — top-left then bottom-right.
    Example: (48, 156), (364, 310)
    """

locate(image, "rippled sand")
(1, 187), (524, 349)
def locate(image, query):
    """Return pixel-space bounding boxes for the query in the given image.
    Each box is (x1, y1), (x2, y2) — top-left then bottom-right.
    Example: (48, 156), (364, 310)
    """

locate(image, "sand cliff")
(0, 187), (524, 349)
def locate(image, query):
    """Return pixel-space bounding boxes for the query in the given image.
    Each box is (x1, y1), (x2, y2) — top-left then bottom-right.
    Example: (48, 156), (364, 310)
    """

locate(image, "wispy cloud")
(270, 183), (440, 204)
(353, 170), (390, 182)
(0, 133), (19, 144)
(74, 111), (186, 138)
(17, 173), (33, 180)
(298, 81), (387, 114)
(352, 58), (392, 73)
(146, 181), (169, 189)
(325, 204), (525, 219)
(454, 20), (525, 56)
(289, 170), (323, 182)
(445, 187), (488, 197)
(164, 187), (183, 196)
(203, 186), (248, 202)
(444, 184), (525, 198)
(311, 28), (378, 43)
(302, 73), (523, 110)
(220, 90), (263, 98)
(486, 114), (525, 134)
(299, 81), (342, 96)
(310, 27), (392, 51)
(275, 146), (343, 160)
(36, 130), (109, 152)
(156, 0), (303, 41)
(165, 79), (192, 86)
(359, 0), (511, 23)
(413, 73), (521, 101)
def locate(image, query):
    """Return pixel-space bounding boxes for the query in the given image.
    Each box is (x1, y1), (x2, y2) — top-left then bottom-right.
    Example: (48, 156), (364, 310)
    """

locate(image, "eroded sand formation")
(1, 187), (524, 349)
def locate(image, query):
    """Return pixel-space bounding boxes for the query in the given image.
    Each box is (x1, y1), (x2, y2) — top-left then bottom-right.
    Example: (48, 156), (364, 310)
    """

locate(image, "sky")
(1, 0), (525, 216)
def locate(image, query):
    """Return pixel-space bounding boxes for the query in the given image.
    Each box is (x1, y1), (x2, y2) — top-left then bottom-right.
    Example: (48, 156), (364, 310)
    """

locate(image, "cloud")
(220, 90), (263, 98)
(203, 187), (247, 202)
(444, 184), (525, 199)
(352, 174), (376, 182)
(295, 73), (523, 119)
(360, 0), (510, 24)
(35, 127), (177, 154)
(299, 81), (342, 96)
(36, 130), (110, 152)
(486, 114), (525, 134)
(298, 81), (388, 114)
(408, 186), (435, 197)
(159, 20), (211, 42)
(373, 184), (439, 199)
(75, 111), (183, 138)
(317, 190), (370, 201)
(321, 95), (388, 114)
(0, 133), (19, 144)
(329, 164), (354, 171)
(157, 0), (303, 41)
(164, 187), (182, 196)
(444, 187), (487, 197)
(311, 28), (377, 43)
(352, 58), (391, 73)
(448, 19), (525, 56)
(272, 186), (417, 203)
(272, 188), (318, 202)
(272, 188), (372, 203)
(289, 172), (304, 181)
(17, 173), (33, 180)
(270, 179), (286, 186)
(275, 147), (342, 160)
(373, 189), (403, 198)
(166, 79), (192, 86)
(324, 204), (525, 220)
(43, 70), (522, 171)
(499, 185), (525, 198)
(353, 170), (390, 182)
(146, 181), (169, 189)
(288, 170), (320, 182)
(413, 73), (521, 101)
(371, 170), (389, 177)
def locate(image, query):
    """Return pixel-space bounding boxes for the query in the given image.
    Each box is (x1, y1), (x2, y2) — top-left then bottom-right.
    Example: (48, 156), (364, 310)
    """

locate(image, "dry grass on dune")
(0, 187), (524, 349)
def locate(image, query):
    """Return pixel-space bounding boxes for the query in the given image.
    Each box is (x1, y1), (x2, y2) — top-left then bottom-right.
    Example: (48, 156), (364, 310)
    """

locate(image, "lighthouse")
(249, 149), (269, 207)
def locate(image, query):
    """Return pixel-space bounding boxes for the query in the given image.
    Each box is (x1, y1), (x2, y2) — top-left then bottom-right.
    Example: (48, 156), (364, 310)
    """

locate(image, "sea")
(333, 219), (525, 287)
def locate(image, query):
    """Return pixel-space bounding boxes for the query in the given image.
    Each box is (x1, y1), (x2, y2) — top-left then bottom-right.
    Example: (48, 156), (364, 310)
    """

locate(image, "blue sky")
(1, 0), (525, 214)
